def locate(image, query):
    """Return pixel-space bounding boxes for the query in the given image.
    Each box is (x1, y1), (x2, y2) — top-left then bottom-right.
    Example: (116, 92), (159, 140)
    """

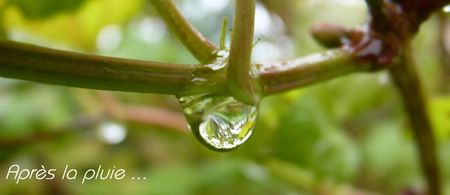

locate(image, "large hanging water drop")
(178, 94), (258, 151)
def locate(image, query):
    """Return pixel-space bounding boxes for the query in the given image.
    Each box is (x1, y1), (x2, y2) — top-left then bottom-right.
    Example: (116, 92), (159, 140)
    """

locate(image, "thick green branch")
(259, 49), (372, 95)
(389, 46), (442, 195)
(0, 41), (374, 100)
(150, 0), (218, 64)
(227, 0), (258, 104)
(0, 41), (224, 96)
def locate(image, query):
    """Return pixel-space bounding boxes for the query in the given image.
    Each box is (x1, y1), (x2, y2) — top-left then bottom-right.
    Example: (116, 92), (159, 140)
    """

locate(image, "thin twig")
(0, 111), (187, 148)
(96, 91), (127, 119)
(0, 101), (189, 148)
(0, 40), (225, 96)
(389, 45), (442, 195)
(0, 115), (99, 148)
(122, 106), (188, 133)
(150, 0), (218, 64)
(97, 92), (188, 133)
(227, 0), (258, 104)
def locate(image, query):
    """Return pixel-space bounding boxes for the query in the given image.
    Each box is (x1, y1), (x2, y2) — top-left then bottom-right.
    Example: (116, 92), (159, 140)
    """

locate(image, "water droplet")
(443, 5), (450, 13)
(96, 25), (123, 51)
(178, 94), (258, 151)
(97, 121), (127, 145)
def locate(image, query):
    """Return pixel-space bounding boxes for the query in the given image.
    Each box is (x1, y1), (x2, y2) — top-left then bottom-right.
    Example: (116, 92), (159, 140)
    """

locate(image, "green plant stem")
(259, 49), (372, 95)
(150, 0), (218, 64)
(389, 46), (442, 195)
(0, 40), (224, 96)
(0, 41), (375, 98)
(227, 0), (258, 104)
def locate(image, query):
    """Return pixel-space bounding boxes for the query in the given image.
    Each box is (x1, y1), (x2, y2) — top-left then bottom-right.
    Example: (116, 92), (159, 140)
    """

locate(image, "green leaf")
(7, 0), (85, 19)
(362, 122), (420, 191)
(271, 94), (359, 181)
(429, 96), (450, 141)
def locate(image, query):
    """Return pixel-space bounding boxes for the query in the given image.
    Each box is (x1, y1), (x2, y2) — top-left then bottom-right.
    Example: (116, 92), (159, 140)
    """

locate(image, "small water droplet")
(97, 121), (127, 145)
(190, 50), (228, 86)
(443, 5), (450, 13)
(178, 94), (258, 151)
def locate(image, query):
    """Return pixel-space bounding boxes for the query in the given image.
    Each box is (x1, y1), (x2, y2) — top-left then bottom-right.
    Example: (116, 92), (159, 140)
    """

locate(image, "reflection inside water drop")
(178, 95), (258, 151)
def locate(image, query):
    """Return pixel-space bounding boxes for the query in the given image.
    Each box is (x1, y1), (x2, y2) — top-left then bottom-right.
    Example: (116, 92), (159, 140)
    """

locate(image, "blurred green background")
(0, 0), (450, 194)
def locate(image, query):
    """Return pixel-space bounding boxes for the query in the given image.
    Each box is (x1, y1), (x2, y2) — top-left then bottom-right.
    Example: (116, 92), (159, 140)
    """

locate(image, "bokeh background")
(0, 0), (450, 194)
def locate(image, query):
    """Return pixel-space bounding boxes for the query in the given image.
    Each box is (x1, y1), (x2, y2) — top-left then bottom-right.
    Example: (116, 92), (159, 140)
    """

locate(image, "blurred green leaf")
(0, 84), (73, 138)
(3, 0), (143, 50)
(7, 0), (85, 19)
(429, 96), (450, 141)
(271, 94), (359, 181)
(362, 122), (421, 191)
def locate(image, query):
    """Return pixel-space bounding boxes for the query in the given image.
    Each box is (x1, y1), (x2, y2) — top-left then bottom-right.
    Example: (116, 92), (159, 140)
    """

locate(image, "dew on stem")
(181, 49), (259, 151)
(178, 94), (258, 151)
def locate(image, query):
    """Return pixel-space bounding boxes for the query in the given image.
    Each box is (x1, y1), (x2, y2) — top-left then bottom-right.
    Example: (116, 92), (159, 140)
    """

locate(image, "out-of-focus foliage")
(7, 0), (85, 19)
(1, 0), (450, 194)
(2, 0), (143, 50)
(430, 96), (450, 140)
(271, 93), (359, 181)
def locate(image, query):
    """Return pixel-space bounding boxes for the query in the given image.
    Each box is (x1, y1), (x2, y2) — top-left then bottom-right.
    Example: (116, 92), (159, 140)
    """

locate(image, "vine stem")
(259, 49), (372, 95)
(227, 0), (258, 104)
(389, 45), (442, 195)
(0, 41), (225, 96)
(150, 0), (218, 64)
(0, 40), (365, 98)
